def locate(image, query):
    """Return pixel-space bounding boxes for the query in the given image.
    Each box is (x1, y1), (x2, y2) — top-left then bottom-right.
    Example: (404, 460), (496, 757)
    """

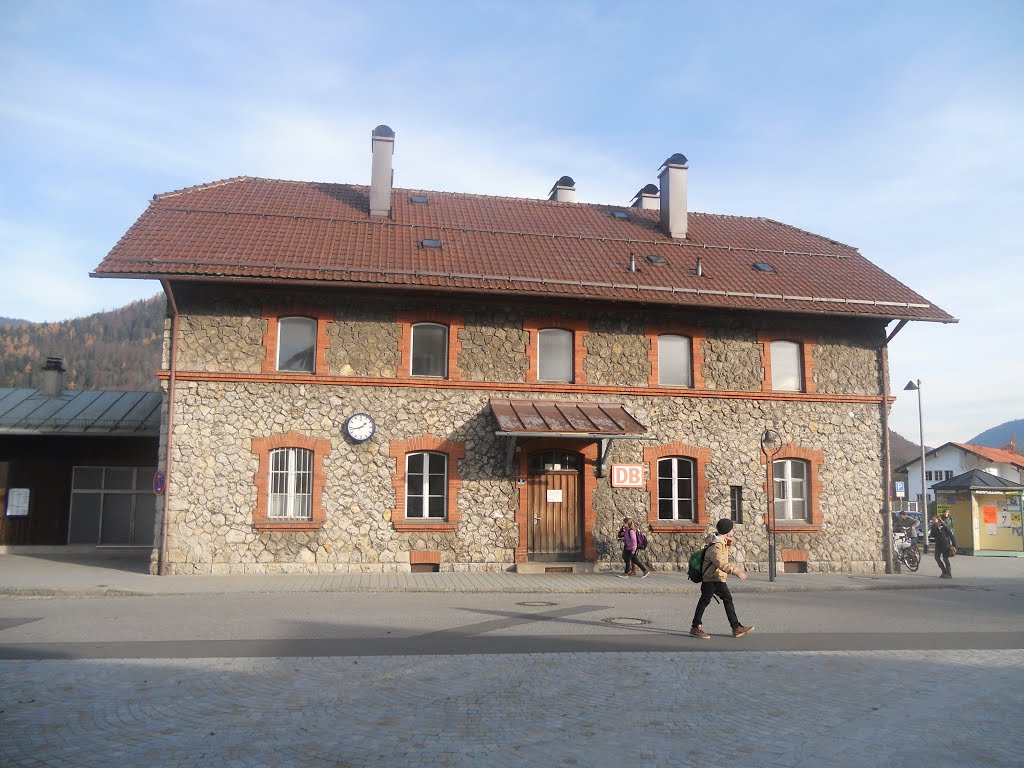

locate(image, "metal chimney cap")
(549, 176), (576, 194)
(43, 357), (65, 372)
(638, 183), (659, 195)
(372, 125), (395, 138)
(659, 153), (689, 169)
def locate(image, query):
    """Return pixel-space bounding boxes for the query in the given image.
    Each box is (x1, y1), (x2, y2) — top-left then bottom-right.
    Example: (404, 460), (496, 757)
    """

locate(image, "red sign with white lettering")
(611, 464), (644, 488)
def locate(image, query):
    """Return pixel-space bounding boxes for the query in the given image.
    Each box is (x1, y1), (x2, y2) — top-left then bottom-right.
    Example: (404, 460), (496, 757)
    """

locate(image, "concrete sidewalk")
(2, 546), (1021, 597)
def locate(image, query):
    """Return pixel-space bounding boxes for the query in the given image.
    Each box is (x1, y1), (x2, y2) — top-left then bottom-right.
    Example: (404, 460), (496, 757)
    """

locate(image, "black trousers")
(692, 580), (740, 630)
(622, 547), (646, 574)
(934, 548), (951, 574)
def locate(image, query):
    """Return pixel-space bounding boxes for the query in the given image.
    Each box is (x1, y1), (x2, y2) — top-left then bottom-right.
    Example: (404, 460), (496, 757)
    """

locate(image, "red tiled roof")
(93, 176), (955, 322)
(950, 443), (1024, 469)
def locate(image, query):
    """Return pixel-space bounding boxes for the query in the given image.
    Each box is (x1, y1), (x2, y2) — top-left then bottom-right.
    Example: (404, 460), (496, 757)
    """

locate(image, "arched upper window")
(773, 458), (808, 520)
(411, 323), (448, 377)
(770, 340), (803, 392)
(657, 456), (695, 520)
(277, 317), (317, 372)
(658, 334), (693, 386)
(538, 328), (573, 382)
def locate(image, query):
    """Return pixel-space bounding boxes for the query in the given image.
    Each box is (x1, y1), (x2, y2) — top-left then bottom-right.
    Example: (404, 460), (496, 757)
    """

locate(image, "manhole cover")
(515, 601), (557, 607)
(601, 617), (651, 626)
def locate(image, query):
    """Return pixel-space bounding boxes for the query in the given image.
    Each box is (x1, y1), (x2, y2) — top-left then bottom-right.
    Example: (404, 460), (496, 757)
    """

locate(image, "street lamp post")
(760, 429), (783, 582)
(904, 380), (929, 554)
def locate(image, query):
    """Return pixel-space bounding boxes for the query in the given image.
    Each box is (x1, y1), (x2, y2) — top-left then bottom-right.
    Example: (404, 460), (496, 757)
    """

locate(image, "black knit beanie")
(716, 518), (734, 535)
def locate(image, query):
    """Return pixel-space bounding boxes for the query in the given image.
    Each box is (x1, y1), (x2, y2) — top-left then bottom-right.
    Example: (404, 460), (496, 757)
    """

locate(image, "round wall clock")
(344, 412), (376, 443)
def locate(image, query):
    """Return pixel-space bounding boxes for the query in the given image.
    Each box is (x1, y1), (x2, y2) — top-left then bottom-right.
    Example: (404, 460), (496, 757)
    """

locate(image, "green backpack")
(687, 544), (713, 583)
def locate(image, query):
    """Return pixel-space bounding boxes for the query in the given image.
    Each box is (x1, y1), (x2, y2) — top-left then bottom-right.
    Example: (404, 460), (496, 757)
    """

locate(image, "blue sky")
(1, 0), (1021, 444)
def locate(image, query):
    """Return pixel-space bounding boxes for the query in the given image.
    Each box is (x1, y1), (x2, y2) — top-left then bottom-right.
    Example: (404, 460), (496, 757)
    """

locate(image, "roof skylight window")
(645, 254), (668, 265)
(611, 210), (630, 220)
(420, 238), (442, 249)
(753, 261), (777, 273)
(410, 194), (428, 204)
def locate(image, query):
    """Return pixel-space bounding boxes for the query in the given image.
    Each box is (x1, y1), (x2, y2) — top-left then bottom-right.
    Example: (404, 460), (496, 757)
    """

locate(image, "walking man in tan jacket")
(690, 518), (754, 639)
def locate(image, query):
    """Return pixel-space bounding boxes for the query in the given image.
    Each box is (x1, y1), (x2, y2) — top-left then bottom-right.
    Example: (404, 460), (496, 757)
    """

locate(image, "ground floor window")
(268, 447), (313, 518)
(406, 451), (448, 518)
(68, 466), (156, 545)
(657, 457), (695, 520)
(773, 459), (808, 520)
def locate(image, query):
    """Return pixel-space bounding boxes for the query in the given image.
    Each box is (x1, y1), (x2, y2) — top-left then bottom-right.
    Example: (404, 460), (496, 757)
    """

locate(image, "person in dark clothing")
(689, 518), (753, 639)
(929, 515), (957, 578)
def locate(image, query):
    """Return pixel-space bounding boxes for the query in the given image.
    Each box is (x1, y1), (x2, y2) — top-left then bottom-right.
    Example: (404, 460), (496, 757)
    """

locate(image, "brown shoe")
(732, 625), (754, 638)
(690, 625), (710, 640)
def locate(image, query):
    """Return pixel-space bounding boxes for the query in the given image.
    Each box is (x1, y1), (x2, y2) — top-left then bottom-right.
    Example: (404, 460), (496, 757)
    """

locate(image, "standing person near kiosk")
(929, 514), (957, 579)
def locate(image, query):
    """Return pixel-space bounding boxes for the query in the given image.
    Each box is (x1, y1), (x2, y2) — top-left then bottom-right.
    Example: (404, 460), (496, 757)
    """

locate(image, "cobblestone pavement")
(2, 649), (1021, 767)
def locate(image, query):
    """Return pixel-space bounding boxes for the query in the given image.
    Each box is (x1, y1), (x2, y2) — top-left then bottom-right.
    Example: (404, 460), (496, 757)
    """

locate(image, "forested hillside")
(0, 294), (165, 391)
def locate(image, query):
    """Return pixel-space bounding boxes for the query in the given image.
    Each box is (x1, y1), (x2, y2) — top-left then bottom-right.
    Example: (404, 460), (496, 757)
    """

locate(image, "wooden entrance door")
(527, 450), (582, 561)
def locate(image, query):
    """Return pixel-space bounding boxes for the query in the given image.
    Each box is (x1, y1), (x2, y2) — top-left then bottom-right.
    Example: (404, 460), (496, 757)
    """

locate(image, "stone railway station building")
(93, 125), (955, 576)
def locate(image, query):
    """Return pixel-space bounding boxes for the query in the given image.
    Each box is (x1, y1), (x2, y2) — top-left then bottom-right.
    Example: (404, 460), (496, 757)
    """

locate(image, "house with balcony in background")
(91, 125), (955, 576)
(895, 441), (1024, 508)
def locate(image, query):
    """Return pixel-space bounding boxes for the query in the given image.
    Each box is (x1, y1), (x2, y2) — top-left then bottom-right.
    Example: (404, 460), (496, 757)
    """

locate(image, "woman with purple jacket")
(617, 516), (649, 578)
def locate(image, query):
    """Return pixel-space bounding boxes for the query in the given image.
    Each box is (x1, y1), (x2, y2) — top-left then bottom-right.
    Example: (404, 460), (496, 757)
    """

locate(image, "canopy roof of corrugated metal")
(0, 388), (161, 436)
(490, 398), (650, 439)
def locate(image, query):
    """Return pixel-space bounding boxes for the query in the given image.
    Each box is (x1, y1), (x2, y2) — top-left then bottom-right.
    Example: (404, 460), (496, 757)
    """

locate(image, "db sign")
(611, 464), (644, 488)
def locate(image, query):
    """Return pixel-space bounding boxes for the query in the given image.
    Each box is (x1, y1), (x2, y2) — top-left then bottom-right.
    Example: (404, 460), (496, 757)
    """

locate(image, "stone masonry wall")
(158, 290), (889, 574)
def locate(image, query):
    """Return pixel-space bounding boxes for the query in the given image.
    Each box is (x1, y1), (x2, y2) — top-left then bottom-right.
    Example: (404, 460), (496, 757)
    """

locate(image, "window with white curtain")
(277, 317), (317, 372)
(411, 323), (448, 377)
(538, 328), (573, 382)
(770, 340), (803, 392)
(658, 334), (693, 386)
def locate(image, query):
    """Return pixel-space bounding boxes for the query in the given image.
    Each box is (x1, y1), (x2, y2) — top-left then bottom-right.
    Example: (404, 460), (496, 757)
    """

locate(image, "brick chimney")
(369, 124), (395, 218)
(548, 176), (576, 203)
(658, 153), (688, 239)
(40, 357), (65, 397)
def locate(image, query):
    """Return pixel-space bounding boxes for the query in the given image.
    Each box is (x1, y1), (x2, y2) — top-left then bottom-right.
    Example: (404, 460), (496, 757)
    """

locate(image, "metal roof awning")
(489, 398), (653, 475)
(0, 388), (162, 436)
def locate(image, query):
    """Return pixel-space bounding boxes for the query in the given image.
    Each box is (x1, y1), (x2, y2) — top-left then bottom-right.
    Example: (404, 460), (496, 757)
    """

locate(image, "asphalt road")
(2, 560), (1022, 767)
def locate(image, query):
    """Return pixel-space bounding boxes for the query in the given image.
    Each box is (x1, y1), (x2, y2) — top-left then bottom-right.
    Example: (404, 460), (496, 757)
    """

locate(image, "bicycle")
(893, 530), (921, 571)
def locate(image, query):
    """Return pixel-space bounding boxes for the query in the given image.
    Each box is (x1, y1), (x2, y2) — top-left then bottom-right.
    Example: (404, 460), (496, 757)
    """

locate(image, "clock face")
(345, 413), (376, 442)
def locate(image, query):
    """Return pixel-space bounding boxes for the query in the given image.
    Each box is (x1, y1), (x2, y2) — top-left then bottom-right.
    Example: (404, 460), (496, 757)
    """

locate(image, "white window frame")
(410, 322), (448, 377)
(268, 447), (313, 519)
(770, 340), (803, 392)
(277, 316), (317, 373)
(658, 334), (693, 386)
(773, 458), (808, 521)
(405, 451), (448, 519)
(657, 457), (695, 521)
(538, 328), (573, 382)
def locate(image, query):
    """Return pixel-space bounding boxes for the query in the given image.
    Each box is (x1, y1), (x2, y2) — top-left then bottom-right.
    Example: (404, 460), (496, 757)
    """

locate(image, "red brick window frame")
(645, 326), (706, 388)
(389, 435), (466, 532)
(643, 442), (712, 533)
(524, 316), (588, 384)
(251, 431), (331, 531)
(261, 305), (332, 375)
(761, 444), (824, 532)
(396, 311), (464, 380)
(757, 332), (816, 393)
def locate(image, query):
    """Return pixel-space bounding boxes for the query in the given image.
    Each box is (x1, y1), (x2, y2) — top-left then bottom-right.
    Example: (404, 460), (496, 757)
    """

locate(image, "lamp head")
(903, 380), (919, 391)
